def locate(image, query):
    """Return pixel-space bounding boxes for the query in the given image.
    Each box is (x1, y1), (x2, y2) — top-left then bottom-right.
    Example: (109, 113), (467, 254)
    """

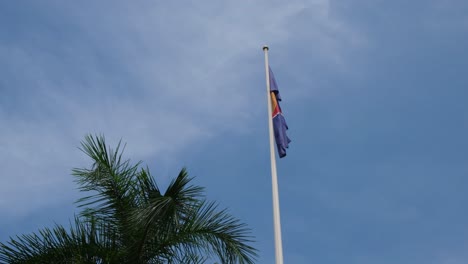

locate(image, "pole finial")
(263, 45), (269, 51)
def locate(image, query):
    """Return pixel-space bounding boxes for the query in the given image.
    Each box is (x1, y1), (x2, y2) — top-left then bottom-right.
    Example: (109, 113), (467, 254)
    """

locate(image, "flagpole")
(263, 45), (284, 264)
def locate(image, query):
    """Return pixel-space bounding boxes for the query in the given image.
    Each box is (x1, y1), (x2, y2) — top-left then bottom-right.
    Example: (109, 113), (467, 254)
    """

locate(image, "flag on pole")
(269, 67), (291, 158)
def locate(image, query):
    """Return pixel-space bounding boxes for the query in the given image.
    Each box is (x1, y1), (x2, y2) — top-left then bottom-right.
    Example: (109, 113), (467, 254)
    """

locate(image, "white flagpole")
(263, 45), (284, 264)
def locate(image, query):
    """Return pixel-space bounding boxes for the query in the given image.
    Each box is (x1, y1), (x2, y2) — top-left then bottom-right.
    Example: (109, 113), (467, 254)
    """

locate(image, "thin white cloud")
(433, 246), (468, 264)
(0, 0), (362, 217)
(423, 0), (468, 31)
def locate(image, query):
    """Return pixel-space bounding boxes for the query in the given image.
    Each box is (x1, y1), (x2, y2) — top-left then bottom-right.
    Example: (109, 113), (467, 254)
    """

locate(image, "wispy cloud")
(0, 0), (362, 220)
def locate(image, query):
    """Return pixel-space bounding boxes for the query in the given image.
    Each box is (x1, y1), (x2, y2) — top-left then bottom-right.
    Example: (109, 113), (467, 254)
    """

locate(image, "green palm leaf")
(0, 134), (258, 264)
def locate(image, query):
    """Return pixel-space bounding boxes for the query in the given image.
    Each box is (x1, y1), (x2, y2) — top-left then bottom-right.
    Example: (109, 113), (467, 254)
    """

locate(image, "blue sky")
(1, 0), (468, 263)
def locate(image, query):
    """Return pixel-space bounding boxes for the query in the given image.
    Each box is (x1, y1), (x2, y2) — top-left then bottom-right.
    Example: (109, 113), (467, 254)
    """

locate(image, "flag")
(269, 67), (291, 158)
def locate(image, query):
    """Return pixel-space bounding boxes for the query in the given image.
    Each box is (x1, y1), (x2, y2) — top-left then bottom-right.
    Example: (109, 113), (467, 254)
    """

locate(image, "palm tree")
(0, 135), (257, 264)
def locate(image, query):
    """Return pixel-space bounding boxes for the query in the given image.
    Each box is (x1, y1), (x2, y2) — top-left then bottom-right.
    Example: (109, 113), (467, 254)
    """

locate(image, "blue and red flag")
(269, 67), (291, 158)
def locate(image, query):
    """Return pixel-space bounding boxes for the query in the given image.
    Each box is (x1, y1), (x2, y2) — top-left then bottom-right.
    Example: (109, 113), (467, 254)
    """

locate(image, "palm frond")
(142, 200), (257, 264)
(181, 201), (257, 264)
(133, 168), (162, 205)
(73, 135), (139, 216)
(0, 216), (120, 264)
(164, 168), (205, 205)
(1, 135), (258, 264)
(128, 168), (205, 261)
(72, 135), (142, 251)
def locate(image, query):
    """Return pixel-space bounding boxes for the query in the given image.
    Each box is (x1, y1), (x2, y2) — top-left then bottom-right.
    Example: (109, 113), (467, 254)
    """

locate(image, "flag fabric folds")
(269, 67), (291, 158)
